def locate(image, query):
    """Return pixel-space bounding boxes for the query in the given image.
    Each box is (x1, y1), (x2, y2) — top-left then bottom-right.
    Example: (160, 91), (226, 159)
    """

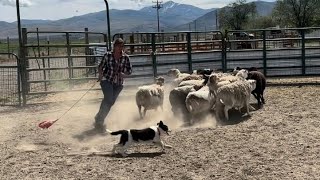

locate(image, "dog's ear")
(159, 120), (163, 125)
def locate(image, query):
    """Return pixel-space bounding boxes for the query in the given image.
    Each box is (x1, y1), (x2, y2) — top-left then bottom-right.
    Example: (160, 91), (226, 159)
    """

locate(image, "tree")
(245, 16), (278, 29)
(218, 0), (256, 30)
(273, 0), (320, 27)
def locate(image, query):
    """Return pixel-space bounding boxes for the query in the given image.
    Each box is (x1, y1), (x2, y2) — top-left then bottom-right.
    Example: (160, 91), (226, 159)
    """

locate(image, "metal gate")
(0, 53), (21, 106)
(20, 28), (107, 98)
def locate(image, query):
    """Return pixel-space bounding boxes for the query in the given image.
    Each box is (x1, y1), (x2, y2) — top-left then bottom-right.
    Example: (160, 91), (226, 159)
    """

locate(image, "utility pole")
(215, 9), (218, 30)
(152, 0), (163, 32)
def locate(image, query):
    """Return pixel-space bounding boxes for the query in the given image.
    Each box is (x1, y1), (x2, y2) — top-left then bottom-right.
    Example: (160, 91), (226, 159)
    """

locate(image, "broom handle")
(55, 81), (98, 122)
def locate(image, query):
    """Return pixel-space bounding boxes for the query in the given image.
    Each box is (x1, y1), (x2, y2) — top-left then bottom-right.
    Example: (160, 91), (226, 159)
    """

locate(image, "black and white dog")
(107, 121), (172, 157)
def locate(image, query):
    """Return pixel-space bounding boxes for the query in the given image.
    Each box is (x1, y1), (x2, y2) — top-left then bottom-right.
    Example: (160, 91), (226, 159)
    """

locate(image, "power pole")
(152, 0), (163, 32)
(215, 9), (218, 30)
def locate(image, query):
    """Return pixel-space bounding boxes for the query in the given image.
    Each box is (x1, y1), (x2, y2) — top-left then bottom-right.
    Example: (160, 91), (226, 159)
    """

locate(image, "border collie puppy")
(107, 121), (172, 157)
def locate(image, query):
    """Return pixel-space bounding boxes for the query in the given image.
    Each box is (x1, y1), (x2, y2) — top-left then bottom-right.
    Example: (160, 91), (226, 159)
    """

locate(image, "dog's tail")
(106, 129), (126, 136)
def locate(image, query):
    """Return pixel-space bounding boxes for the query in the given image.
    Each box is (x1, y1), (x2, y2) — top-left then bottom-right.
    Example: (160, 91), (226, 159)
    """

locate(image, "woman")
(94, 38), (132, 132)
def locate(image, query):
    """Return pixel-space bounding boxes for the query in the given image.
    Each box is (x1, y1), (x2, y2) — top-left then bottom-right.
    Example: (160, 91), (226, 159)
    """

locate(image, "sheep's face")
(236, 69), (248, 79)
(167, 69), (180, 77)
(208, 74), (219, 85)
(155, 76), (165, 86)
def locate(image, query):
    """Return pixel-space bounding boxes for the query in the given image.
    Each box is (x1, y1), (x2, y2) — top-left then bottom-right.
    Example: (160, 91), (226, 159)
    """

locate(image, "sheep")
(178, 79), (205, 87)
(231, 66), (241, 76)
(167, 68), (203, 87)
(167, 68), (190, 79)
(232, 66), (259, 76)
(207, 69), (249, 97)
(215, 79), (257, 121)
(169, 85), (199, 122)
(185, 85), (214, 125)
(247, 70), (266, 107)
(194, 69), (214, 76)
(135, 76), (165, 119)
(172, 74), (203, 87)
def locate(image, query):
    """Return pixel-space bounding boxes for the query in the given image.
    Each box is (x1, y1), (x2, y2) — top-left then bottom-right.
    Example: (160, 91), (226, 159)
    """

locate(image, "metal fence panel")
(16, 27), (320, 104)
(0, 53), (21, 106)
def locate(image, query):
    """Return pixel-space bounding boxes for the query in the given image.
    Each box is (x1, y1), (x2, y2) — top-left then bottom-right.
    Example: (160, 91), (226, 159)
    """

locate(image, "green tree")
(273, 0), (320, 27)
(218, 0), (256, 30)
(245, 16), (277, 29)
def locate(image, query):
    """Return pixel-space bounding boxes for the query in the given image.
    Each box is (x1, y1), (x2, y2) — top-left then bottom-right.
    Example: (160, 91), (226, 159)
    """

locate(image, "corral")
(1, 77), (320, 179)
(1, 27), (320, 179)
(1, 27), (320, 106)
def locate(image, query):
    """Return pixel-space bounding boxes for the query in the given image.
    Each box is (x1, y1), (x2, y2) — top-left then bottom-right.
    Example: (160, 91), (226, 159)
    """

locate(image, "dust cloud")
(24, 81), (217, 152)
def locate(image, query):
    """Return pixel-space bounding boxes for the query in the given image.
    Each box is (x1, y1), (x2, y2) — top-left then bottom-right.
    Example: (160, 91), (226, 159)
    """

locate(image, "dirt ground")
(1, 78), (320, 180)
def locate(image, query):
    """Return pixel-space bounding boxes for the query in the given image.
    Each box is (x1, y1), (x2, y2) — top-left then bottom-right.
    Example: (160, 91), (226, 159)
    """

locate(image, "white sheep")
(207, 69), (248, 97)
(167, 68), (203, 86)
(185, 85), (214, 124)
(216, 79), (256, 121)
(178, 79), (205, 87)
(136, 77), (165, 119)
(167, 68), (190, 79)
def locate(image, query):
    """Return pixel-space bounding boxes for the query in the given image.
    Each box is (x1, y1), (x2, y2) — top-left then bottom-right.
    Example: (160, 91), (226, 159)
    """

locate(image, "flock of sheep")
(135, 67), (266, 125)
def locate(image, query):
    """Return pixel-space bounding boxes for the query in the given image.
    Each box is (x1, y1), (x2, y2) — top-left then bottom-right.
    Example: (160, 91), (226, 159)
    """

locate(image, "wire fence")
(0, 53), (21, 106)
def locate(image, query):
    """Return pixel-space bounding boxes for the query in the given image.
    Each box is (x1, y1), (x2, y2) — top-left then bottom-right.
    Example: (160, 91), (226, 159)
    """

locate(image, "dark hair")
(113, 38), (124, 46)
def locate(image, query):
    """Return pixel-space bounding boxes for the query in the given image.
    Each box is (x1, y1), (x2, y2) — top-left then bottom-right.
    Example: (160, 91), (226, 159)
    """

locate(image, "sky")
(0, 0), (276, 22)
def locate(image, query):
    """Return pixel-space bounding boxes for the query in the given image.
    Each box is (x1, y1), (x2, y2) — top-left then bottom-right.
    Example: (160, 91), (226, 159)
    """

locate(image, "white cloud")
(0, 0), (276, 22)
(0, 0), (33, 7)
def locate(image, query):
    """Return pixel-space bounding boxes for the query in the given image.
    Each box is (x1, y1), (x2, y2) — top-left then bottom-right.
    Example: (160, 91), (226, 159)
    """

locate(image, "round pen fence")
(2, 27), (319, 105)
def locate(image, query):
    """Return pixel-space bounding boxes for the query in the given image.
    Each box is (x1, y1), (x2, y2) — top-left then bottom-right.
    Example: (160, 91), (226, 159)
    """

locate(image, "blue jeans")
(95, 80), (123, 126)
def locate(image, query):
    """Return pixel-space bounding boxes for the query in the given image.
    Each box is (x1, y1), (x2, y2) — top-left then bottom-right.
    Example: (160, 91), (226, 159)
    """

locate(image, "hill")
(0, 1), (275, 38)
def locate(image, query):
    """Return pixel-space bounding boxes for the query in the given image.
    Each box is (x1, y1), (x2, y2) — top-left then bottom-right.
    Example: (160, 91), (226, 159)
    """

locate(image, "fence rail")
(1, 27), (319, 105)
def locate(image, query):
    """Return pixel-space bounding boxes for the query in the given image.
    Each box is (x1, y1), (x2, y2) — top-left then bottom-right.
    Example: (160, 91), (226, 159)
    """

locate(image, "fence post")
(186, 32), (192, 73)
(301, 29), (306, 75)
(263, 30), (267, 76)
(151, 33), (157, 78)
(222, 30), (228, 72)
(85, 28), (89, 64)
(7, 37), (10, 58)
(103, 34), (107, 45)
(130, 33), (134, 54)
(21, 28), (28, 106)
(84, 28), (90, 77)
(47, 37), (51, 81)
(66, 32), (73, 89)
(15, 55), (22, 106)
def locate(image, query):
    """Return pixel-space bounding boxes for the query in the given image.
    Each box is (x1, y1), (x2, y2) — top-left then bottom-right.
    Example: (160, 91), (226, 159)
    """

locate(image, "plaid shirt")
(99, 51), (132, 85)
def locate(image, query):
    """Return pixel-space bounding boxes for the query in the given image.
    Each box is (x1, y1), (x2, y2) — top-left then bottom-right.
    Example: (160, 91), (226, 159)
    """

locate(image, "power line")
(152, 0), (163, 32)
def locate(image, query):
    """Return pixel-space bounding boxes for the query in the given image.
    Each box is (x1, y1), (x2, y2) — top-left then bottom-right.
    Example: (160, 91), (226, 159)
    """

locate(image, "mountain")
(140, 0), (213, 26)
(19, 19), (53, 25)
(255, 0), (276, 16)
(0, 1), (275, 38)
(174, 1), (276, 31)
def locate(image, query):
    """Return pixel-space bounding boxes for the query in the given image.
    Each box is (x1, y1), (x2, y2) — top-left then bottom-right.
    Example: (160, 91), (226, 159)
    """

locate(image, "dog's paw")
(164, 144), (173, 149)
